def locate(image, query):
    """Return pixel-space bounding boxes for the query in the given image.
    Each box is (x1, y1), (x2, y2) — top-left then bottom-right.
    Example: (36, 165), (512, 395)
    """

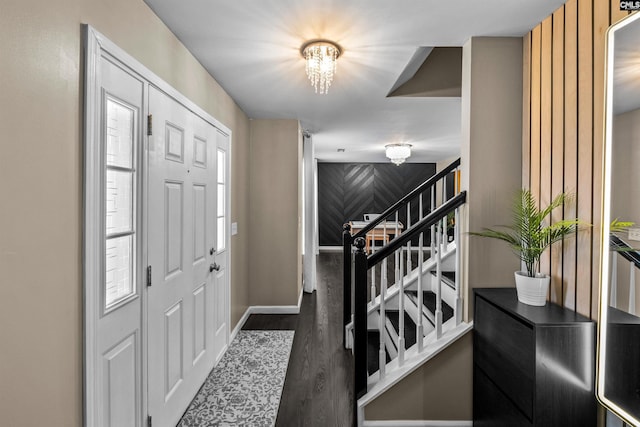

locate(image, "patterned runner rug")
(178, 330), (295, 426)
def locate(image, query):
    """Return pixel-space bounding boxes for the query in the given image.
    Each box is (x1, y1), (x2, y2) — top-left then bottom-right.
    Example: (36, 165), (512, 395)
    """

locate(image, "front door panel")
(147, 86), (218, 426)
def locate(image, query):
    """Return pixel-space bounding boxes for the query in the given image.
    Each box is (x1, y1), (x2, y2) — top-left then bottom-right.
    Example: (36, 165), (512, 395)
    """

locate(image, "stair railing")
(609, 234), (640, 315)
(353, 191), (467, 399)
(343, 158), (461, 348)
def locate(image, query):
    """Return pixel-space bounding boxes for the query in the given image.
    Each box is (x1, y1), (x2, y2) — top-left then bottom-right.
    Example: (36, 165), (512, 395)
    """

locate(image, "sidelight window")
(104, 97), (137, 310)
(217, 149), (226, 252)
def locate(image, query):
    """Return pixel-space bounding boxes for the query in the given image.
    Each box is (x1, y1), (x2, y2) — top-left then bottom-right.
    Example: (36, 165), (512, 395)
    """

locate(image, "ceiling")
(144, 0), (566, 163)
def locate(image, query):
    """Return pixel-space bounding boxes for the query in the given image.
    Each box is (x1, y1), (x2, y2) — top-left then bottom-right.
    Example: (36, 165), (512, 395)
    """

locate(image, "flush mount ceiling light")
(301, 39), (342, 94)
(385, 143), (412, 166)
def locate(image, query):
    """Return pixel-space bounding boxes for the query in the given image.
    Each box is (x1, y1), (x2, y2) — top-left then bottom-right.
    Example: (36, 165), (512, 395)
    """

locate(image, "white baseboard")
(250, 287), (304, 314)
(230, 289), (304, 342)
(249, 305), (299, 314)
(363, 421), (472, 427)
(319, 245), (343, 252)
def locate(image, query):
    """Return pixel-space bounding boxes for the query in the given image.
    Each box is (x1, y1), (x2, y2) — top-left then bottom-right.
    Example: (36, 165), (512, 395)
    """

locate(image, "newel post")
(353, 236), (368, 400)
(343, 223), (352, 348)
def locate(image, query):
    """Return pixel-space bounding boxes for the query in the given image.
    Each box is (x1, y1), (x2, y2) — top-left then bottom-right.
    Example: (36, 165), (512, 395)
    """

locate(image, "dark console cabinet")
(473, 288), (596, 427)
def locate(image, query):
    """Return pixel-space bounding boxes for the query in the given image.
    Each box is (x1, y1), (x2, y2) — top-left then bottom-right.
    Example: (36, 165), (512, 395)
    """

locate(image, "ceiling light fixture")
(301, 40), (342, 94)
(385, 143), (412, 166)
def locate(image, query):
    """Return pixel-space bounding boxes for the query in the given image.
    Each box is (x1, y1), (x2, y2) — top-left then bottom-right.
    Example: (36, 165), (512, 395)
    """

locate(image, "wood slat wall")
(523, 0), (629, 319)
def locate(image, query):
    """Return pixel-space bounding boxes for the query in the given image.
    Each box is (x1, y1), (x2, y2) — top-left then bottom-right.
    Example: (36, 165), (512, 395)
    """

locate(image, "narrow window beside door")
(217, 149), (226, 252)
(105, 96), (138, 311)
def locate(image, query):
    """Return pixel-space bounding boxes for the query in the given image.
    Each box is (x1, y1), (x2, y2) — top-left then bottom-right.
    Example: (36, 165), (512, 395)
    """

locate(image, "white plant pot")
(514, 271), (550, 306)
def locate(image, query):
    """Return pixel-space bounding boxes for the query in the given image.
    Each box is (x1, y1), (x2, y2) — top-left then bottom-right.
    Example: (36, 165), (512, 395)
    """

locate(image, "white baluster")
(398, 248), (405, 366)
(395, 211), (400, 286)
(435, 223), (443, 339)
(443, 173), (448, 202)
(610, 252), (618, 308)
(430, 190), (435, 260)
(371, 241), (376, 304)
(454, 207), (462, 325)
(417, 194), (425, 351)
(383, 217), (387, 249)
(441, 216), (447, 249)
(407, 202), (412, 274)
(419, 194), (424, 265)
(630, 262), (636, 315)
(379, 259), (387, 378)
(417, 230), (424, 351)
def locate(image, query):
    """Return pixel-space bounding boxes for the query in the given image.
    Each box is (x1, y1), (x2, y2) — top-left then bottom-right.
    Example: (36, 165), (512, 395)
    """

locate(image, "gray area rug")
(178, 330), (295, 427)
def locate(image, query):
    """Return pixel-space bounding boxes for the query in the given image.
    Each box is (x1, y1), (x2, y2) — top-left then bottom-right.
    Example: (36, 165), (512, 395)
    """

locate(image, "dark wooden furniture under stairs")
(473, 288), (596, 427)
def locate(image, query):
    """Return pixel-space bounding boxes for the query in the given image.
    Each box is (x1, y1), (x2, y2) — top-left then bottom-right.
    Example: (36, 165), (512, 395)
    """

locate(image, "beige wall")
(249, 119), (303, 306)
(436, 156), (458, 173)
(0, 0), (250, 426)
(364, 332), (473, 420)
(461, 37), (523, 318)
(231, 109), (252, 328)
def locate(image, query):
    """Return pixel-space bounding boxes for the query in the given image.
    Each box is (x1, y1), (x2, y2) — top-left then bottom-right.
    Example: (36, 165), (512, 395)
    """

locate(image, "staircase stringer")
(357, 321), (473, 426)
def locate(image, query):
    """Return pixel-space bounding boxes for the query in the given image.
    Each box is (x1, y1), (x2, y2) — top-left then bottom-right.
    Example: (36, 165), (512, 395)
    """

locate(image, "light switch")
(231, 222), (238, 236)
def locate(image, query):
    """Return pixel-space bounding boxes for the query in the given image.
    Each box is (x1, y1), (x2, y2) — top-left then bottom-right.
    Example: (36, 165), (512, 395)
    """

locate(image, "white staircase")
(343, 159), (472, 426)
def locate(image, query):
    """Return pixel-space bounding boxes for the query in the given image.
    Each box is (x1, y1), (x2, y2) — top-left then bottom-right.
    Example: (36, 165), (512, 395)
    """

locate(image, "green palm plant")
(470, 189), (583, 277)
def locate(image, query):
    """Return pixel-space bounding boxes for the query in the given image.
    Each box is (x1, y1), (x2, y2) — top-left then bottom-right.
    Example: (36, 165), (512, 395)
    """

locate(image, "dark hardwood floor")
(242, 252), (354, 427)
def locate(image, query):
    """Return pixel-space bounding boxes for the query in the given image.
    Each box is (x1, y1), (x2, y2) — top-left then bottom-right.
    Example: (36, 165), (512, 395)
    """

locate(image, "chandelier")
(385, 143), (412, 166)
(301, 40), (342, 94)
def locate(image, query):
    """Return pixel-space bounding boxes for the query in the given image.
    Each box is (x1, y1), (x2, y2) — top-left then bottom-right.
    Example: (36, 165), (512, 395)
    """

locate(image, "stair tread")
(405, 290), (454, 323)
(386, 310), (417, 349)
(367, 330), (390, 375)
(430, 270), (456, 288)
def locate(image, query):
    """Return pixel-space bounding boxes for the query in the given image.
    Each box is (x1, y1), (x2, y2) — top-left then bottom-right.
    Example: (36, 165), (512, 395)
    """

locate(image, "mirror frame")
(597, 11), (640, 427)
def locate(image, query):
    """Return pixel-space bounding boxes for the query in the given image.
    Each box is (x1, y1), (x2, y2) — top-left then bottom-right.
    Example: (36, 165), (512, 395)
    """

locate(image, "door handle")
(210, 247), (216, 255)
(210, 263), (220, 272)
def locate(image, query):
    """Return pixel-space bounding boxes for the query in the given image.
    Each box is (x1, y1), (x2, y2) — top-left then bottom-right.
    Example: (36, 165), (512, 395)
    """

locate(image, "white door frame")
(83, 25), (232, 426)
(303, 134), (318, 293)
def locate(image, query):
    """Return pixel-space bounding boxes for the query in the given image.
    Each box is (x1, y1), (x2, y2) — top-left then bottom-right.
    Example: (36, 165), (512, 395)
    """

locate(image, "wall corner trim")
(229, 307), (252, 343)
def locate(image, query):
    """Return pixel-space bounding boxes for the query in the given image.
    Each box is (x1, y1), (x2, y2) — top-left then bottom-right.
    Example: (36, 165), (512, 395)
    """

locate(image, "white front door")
(85, 28), (232, 427)
(94, 55), (145, 427)
(147, 86), (221, 426)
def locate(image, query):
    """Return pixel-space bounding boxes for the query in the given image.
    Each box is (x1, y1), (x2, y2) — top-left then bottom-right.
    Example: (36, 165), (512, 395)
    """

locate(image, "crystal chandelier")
(301, 40), (342, 94)
(385, 143), (412, 166)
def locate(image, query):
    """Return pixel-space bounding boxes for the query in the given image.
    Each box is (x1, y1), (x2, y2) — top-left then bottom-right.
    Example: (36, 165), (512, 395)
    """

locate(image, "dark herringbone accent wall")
(344, 164), (375, 222)
(318, 163), (436, 246)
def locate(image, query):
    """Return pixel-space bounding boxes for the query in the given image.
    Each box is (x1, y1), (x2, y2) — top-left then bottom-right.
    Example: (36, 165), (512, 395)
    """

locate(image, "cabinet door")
(474, 297), (535, 419)
(474, 367), (532, 427)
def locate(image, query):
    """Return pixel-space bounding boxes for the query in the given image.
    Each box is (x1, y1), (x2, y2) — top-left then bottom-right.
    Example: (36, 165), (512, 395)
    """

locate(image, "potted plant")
(470, 189), (584, 306)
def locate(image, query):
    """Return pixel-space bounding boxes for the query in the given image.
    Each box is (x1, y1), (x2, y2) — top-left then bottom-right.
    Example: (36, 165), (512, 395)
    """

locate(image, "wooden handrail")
(352, 158), (460, 239)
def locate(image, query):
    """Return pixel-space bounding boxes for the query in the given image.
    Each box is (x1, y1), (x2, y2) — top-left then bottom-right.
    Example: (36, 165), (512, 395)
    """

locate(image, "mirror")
(598, 11), (640, 427)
